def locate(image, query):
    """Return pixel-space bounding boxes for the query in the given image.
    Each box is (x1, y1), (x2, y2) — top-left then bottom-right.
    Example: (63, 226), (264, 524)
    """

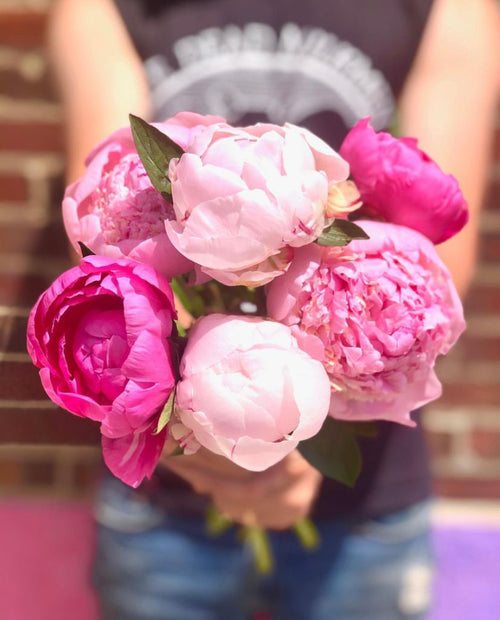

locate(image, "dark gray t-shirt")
(113, 0), (435, 518)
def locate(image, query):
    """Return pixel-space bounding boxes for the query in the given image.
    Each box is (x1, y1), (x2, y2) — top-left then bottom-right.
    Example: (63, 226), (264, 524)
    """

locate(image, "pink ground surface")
(1, 499), (499, 620)
(0, 500), (100, 620)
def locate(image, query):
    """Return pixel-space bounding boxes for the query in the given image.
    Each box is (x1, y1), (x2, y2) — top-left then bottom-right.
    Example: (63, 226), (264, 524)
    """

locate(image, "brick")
(44, 172), (66, 208)
(438, 382), (500, 407)
(0, 272), (55, 306)
(2, 314), (29, 354)
(74, 460), (103, 491)
(0, 173), (28, 202)
(457, 333), (500, 362)
(0, 361), (47, 400)
(484, 178), (500, 210)
(425, 430), (454, 459)
(0, 406), (100, 445)
(471, 429), (500, 460)
(22, 459), (56, 485)
(0, 120), (63, 152)
(0, 220), (70, 258)
(0, 314), (14, 352)
(464, 284), (500, 314)
(479, 233), (500, 262)
(0, 10), (48, 49)
(433, 476), (500, 500)
(0, 67), (54, 101)
(0, 460), (24, 486)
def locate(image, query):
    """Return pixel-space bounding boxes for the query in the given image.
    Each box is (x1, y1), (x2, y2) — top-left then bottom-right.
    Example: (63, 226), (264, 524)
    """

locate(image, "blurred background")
(0, 1), (499, 619)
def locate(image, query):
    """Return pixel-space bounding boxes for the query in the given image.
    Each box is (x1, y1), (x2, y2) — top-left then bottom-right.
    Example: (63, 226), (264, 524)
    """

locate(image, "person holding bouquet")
(46, 0), (499, 618)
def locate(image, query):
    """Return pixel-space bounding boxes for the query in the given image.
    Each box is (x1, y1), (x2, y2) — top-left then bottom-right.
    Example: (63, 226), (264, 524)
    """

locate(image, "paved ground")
(0, 499), (498, 620)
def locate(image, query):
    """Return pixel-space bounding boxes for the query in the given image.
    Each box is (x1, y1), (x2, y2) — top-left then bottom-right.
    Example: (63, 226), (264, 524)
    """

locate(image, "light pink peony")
(339, 118), (468, 244)
(27, 256), (178, 487)
(174, 314), (331, 470)
(165, 121), (350, 286)
(267, 220), (465, 425)
(62, 112), (223, 278)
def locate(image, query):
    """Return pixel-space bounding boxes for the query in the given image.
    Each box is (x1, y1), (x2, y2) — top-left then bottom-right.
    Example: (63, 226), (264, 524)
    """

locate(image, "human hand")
(159, 439), (322, 530)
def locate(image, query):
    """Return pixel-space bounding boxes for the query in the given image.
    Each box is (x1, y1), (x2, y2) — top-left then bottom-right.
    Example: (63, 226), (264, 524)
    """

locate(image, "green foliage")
(129, 114), (184, 198)
(154, 389), (175, 435)
(317, 219), (369, 247)
(78, 242), (95, 257)
(298, 417), (377, 487)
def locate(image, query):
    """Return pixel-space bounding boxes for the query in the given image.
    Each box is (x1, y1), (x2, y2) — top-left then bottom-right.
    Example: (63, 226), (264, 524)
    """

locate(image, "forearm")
(48, 0), (151, 183)
(398, 0), (500, 297)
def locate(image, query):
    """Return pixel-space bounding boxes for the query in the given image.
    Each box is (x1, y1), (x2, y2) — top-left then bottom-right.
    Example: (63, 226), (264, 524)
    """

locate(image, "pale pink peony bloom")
(62, 112), (223, 278)
(267, 220), (465, 425)
(175, 314), (331, 470)
(339, 118), (468, 244)
(165, 121), (350, 286)
(27, 256), (178, 487)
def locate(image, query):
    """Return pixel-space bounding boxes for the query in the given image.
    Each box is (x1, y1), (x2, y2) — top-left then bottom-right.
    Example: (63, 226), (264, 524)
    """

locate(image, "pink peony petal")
(176, 315), (330, 470)
(340, 118), (468, 244)
(267, 221), (465, 426)
(27, 256), (178, 487)
(102, 425), (168, 488)
(165, 191), (285, 270)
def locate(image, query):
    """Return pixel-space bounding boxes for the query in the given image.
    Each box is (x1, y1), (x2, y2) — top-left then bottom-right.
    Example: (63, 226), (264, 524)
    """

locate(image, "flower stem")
(206, 505), (233, 536)
(292, 517), (321, 550)
(242, 525), (274, 575)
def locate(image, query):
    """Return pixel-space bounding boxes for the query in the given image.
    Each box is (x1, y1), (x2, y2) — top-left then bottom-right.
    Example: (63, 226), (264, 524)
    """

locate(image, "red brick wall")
(1, 1), (499, 499)
(0, 1), (101, 496)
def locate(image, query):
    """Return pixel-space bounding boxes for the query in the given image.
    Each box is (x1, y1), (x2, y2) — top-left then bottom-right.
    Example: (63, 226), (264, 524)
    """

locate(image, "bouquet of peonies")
(27, 112), (467, 500)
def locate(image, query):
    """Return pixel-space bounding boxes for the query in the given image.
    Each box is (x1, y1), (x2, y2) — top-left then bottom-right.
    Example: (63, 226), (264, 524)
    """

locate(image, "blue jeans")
(92, 477), (434, 620)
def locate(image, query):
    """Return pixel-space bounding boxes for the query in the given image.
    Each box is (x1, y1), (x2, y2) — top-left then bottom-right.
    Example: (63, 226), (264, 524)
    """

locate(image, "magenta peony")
(27, 256), (178, 487)
(267, 220), (465, 425)
(62, 112), (223, 278)
(165, 121), (350, 286)
(339, 118), (468, 244)
(174, 314), (331, 469)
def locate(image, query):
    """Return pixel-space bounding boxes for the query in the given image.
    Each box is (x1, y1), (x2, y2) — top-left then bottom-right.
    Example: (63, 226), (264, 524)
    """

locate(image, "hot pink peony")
(165, 121), (350, 286)
(174, 314), (331, 470)
(267, 220), (465, 425)
(339, 118), (468, 244)
(27, 256), (178, 487)
(62, 112), (223, 278)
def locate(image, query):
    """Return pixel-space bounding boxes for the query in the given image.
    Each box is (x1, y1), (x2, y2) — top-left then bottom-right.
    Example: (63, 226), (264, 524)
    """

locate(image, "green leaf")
(343, 421), (378, 438)
(317, 219), (369, 247)
(170, 276), (206, 319)
(174, 320), (186, 338)
(129, 114), (184, 198)
(298, 417), (363, 487)
(153, 389), (175, 435)
(78, 242), (95, 257)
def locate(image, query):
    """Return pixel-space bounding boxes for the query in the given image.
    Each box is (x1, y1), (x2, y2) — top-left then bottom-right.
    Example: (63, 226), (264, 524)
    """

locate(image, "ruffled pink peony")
(339, 118), (468, 244)
(165, 121), (350, 286)
(174, 314), (331, 470)
(27, 256), (178, 487)
(267, 220), (465, 425)
(62, 112), (223, 278)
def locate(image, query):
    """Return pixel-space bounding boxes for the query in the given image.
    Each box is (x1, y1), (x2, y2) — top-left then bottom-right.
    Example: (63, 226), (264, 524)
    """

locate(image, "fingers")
(159, 433), (179, 459)
(159, 444), (323, 530)
(212, 457), (323, 530)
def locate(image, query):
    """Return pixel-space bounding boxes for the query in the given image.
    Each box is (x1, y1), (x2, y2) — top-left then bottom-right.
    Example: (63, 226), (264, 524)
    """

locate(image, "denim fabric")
(93, 477), (434, 620)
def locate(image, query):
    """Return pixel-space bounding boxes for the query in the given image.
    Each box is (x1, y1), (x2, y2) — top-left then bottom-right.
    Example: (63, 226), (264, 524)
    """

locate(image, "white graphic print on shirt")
(145, 22), (395, 128)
